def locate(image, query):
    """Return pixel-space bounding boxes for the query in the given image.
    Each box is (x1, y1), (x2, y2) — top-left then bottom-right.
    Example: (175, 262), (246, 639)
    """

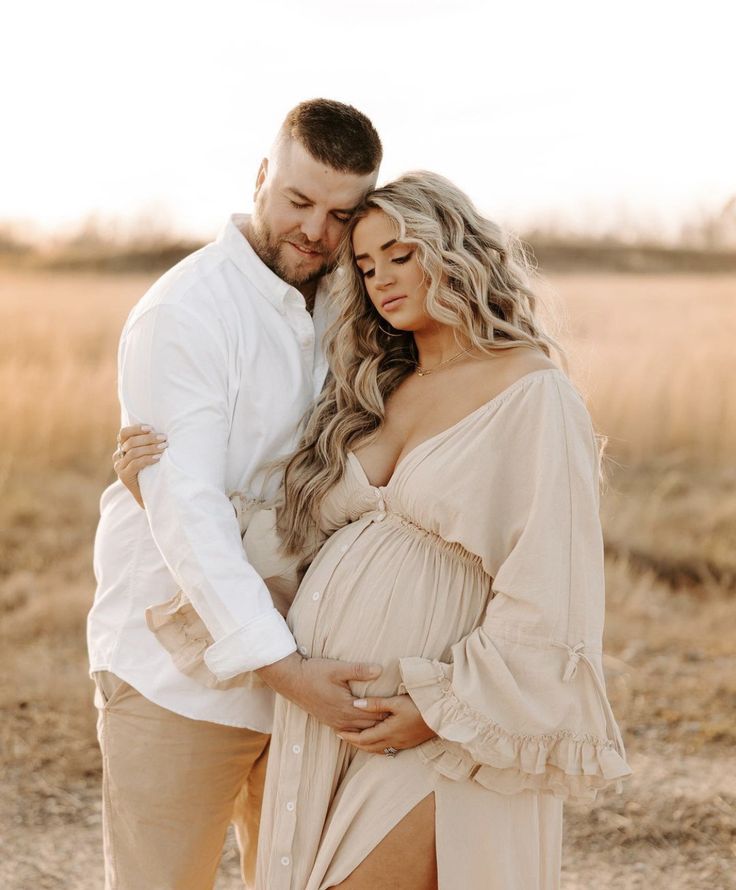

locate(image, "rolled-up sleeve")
(120, 301), (296, 679)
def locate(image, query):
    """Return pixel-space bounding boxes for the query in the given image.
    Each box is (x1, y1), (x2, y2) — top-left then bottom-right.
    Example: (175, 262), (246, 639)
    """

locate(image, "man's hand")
(336, 694), (437, 753)
(258, 653), (386, 732)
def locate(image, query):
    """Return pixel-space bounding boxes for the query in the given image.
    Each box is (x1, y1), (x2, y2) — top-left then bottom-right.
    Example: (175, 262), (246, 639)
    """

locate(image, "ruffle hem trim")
(400, 656), (632, 803)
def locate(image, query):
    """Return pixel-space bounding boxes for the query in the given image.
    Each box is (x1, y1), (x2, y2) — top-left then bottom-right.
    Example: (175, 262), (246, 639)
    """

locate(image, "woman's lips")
(381, 295), (407, 311)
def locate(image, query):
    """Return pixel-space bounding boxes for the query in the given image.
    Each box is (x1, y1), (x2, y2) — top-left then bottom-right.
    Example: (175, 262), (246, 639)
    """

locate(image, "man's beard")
(249, 211), (334, 288)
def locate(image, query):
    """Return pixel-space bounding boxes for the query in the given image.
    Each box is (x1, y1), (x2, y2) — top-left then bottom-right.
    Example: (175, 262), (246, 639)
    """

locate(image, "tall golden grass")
(542, 273), (736, 465)
(1, 270), (148, 479)
(2, 269), (734, 480)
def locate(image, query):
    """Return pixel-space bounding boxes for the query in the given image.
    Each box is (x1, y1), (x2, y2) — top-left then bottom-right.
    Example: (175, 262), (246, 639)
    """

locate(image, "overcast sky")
(2, 0), (734, 239)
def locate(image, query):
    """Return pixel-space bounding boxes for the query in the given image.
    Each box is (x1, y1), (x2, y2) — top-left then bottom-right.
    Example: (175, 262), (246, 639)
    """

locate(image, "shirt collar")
(218, 213), (326, 316)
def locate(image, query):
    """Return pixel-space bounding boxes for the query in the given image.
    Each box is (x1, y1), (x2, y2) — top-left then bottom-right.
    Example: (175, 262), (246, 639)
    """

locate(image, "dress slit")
(311, 750), (439, 890)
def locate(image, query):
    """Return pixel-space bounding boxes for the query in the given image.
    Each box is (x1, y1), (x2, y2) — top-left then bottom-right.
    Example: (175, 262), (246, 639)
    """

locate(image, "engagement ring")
(383, 746), (399, 757)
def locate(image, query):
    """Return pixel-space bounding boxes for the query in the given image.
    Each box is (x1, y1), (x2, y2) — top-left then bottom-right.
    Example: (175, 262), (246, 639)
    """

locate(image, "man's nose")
(300, 210), (328, 245)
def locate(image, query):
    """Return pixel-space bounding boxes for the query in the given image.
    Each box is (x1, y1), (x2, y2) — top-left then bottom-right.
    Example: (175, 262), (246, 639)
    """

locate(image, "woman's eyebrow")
(354, 239), (397, 261)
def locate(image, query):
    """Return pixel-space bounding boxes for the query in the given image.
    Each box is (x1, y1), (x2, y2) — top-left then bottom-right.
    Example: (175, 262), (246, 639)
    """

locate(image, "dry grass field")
(1, 267), (735, 889)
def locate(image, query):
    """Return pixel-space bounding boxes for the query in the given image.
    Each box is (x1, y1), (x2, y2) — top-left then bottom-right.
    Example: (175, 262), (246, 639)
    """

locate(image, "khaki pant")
(94, 672), (270, 890)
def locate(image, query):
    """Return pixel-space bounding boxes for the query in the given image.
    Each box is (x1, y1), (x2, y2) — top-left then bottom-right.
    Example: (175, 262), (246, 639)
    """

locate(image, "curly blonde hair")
(277, 171), (560, 557)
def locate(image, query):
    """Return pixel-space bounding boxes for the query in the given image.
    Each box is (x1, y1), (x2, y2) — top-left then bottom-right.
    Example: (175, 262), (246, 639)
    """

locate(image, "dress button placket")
(272, 517), (372, 884)
(273, 705), (308, 887)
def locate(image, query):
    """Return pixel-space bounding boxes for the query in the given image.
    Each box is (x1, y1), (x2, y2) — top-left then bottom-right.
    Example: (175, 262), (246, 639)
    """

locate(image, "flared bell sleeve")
(400, 372), (631, 802)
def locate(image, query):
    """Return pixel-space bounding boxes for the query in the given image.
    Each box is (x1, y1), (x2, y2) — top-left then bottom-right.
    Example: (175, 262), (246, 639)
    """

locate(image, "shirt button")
(341, 544), (349, 553)
(298, 645), (308, 656)
(286, 801), (295, 812)
(292, 744), (301, 754)
(311, 591), (320, 601)
(281, 856), (290, 866)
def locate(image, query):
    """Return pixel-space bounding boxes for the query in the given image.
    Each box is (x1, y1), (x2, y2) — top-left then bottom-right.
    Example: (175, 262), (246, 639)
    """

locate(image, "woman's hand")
(113, 424), (168, 508)
(336, 694), (437, 754)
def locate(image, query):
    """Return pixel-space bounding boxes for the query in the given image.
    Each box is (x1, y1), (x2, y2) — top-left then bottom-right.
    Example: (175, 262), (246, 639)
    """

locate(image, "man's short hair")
(278, 99), (382, 175)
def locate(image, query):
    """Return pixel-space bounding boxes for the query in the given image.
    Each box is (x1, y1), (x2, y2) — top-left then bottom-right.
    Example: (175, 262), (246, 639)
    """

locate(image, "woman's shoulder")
(475, 348), (592, 432)
(468, 346), (561, 404)
(489, 344), (557, 379)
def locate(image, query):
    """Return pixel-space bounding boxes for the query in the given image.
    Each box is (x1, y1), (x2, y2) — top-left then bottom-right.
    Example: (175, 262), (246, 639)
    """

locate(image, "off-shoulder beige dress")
(254, 369), (631, 890)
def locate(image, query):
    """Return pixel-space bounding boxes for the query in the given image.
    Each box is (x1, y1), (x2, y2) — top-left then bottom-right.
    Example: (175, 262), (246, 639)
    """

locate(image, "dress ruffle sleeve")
(399, 373), (631, 802)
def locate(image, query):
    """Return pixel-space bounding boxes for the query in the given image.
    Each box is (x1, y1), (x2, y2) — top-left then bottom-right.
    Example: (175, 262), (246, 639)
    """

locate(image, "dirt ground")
(2, 748), (735, 889)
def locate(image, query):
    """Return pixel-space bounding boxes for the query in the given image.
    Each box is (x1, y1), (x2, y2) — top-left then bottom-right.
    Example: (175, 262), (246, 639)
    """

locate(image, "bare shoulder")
(471, 345), (559, 399)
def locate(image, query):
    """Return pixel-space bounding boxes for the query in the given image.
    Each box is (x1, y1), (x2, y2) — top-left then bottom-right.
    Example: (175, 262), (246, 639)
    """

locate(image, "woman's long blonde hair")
(277, 171), (560, 557)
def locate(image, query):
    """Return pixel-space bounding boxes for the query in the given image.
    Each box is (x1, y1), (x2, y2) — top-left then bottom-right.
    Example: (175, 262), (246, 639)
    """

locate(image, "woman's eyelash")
(359, 252), (413, 278)
(289, 200), (309, 209)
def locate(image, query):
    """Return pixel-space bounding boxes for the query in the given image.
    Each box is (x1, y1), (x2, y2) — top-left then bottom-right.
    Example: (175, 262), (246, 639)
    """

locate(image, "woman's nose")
(373, 266), (395, 288)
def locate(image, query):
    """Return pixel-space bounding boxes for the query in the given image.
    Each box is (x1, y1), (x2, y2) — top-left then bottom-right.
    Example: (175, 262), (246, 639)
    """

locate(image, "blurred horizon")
(2, 191), (736, 250)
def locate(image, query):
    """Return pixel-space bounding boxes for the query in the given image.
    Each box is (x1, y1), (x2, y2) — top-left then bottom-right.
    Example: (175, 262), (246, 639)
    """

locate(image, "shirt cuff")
(203, 608), (297, 680)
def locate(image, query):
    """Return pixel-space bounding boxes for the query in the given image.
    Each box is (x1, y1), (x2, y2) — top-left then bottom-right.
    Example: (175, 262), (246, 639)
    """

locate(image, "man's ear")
(254, 158), (268, 201)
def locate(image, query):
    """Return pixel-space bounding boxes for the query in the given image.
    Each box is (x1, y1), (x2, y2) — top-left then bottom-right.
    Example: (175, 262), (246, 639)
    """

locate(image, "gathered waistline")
(358, 508), (487, 572)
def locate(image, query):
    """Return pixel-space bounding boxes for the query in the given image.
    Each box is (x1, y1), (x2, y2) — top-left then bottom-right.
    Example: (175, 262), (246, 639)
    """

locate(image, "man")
(89, 99), (383, 890)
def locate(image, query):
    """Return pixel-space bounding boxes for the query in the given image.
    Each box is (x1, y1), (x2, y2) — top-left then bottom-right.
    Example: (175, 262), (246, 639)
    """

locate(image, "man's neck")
(301, 281), (318, 315)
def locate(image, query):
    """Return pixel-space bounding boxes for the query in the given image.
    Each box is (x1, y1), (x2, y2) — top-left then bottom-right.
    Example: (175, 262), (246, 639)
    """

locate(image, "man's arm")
(121, 301), (296, 677)
(120, 300), (383, 730)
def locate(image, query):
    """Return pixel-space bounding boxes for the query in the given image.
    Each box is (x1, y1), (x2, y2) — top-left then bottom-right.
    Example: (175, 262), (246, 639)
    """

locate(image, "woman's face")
(352, 210), (432, 332)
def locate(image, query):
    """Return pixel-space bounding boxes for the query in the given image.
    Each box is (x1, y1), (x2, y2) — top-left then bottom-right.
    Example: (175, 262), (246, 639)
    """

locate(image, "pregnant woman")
(116, 172), (630, 889)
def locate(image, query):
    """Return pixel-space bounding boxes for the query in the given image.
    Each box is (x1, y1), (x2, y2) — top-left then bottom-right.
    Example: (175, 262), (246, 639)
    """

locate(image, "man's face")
(249, 139), (377, 288)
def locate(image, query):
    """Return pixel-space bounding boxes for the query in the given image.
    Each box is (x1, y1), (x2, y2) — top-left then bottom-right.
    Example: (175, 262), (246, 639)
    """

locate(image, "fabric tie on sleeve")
(552, 640), (627, 760)
(557, 641), (585, 683)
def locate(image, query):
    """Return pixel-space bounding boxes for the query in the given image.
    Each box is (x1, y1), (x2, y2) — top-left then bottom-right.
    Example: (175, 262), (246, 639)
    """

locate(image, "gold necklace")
(415, 348), (471, 377)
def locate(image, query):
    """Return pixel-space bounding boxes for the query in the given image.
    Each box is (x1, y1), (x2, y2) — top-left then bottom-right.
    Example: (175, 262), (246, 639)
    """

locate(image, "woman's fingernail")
(141, 425), (152, 432)
(152, 455), (161, 461)
(353, 699), (367, 709)
(336, 734), (346, 740)
(157, 442), (168, 449)
(156, 434), (167, 442)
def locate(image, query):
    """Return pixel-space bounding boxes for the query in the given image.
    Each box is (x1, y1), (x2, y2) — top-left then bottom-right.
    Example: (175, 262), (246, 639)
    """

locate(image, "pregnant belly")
(289, 519), (491, 695)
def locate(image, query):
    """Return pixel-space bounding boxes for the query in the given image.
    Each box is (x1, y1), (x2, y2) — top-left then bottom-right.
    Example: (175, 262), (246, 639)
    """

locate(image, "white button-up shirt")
(88, 214), (331, 730)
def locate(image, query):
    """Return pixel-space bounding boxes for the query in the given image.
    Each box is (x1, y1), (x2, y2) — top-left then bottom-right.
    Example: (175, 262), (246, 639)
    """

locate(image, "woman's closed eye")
(359, 252), (414, 278)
